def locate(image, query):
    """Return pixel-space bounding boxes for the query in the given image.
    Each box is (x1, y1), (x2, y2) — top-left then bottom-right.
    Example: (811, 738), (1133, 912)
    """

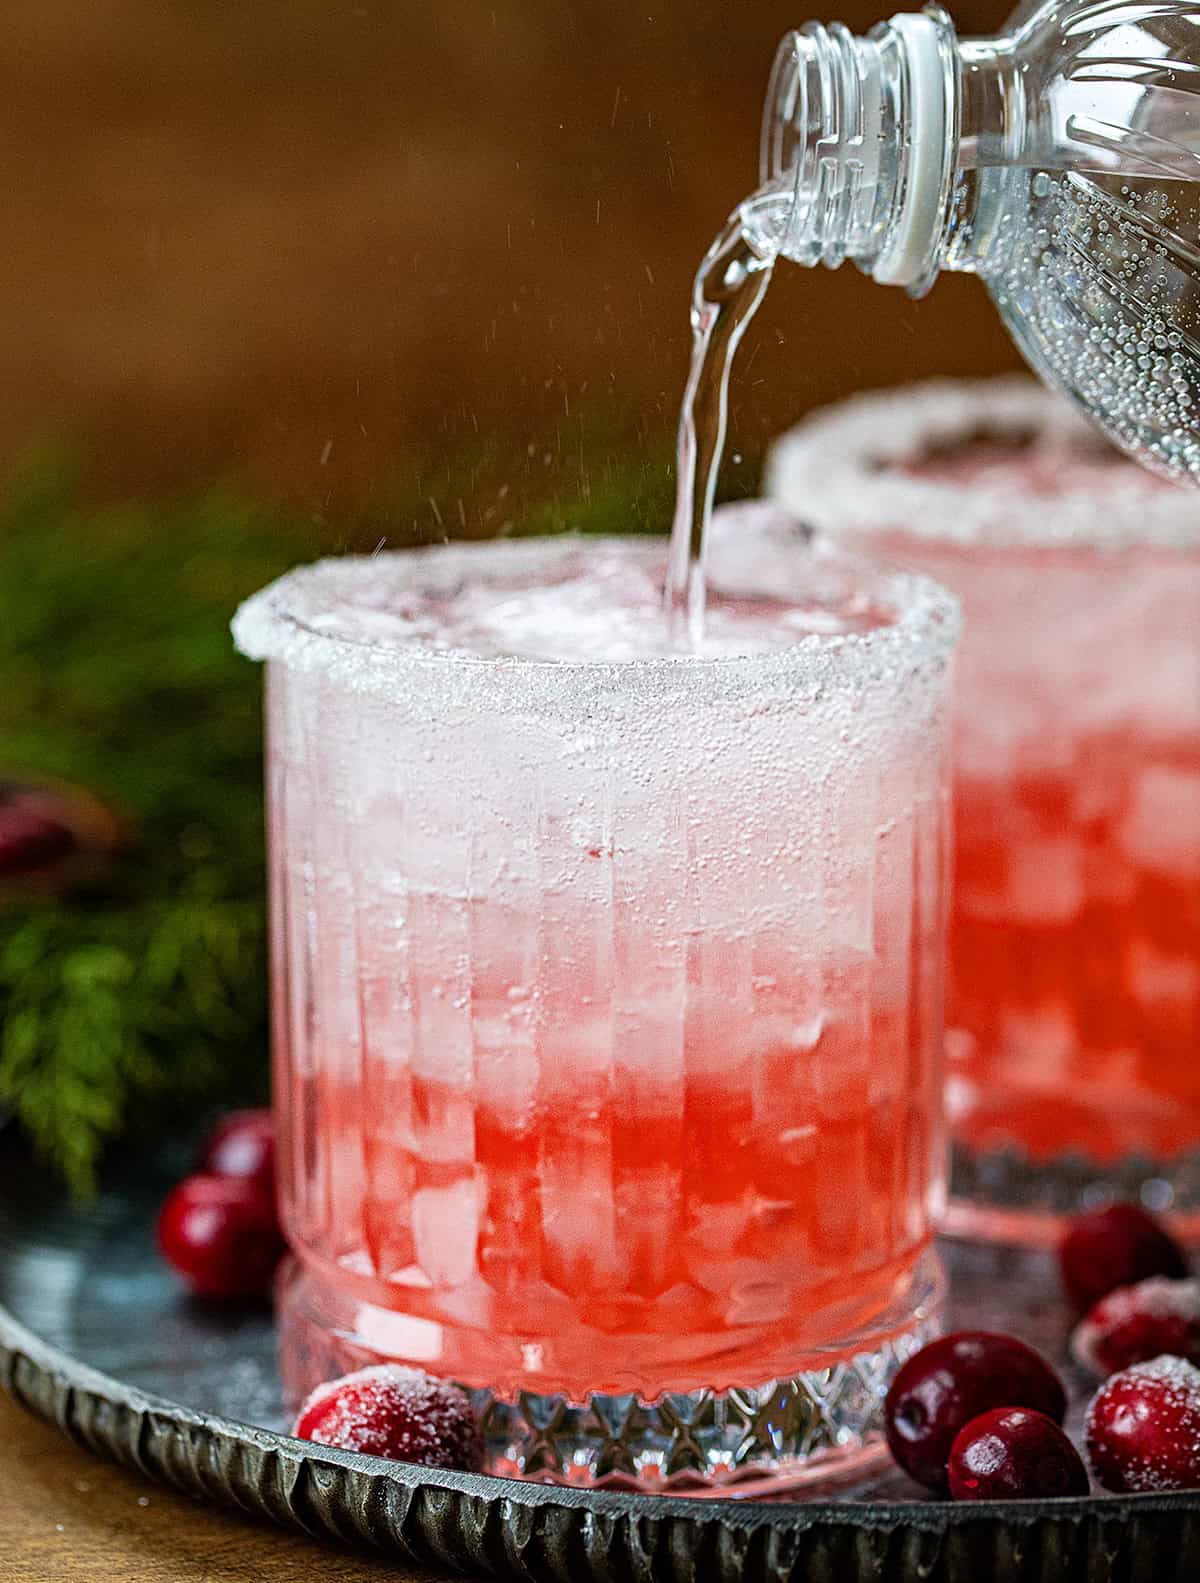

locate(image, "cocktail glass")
(233, 526), (957, 1489)
(770, 378), (1200, 1243)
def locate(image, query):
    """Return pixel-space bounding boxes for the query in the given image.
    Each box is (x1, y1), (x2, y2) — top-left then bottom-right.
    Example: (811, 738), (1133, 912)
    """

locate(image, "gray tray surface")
(2, 1148), (1197, 1580)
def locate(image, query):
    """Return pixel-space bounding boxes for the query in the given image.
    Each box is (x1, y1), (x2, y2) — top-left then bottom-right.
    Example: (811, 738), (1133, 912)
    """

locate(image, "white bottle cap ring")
(875, 12), (947, 286)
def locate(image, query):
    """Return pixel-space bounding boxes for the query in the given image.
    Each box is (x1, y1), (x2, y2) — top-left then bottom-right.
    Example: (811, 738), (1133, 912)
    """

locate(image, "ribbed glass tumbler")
(771, 379), (1200, 1245)
(233, 533), (958, 1490)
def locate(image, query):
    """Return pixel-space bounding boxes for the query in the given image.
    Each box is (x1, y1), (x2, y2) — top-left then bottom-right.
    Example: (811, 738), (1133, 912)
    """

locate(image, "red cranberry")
(1059, 1203), (1188, 1314)
(199, 1109), (276, 1207)
(0, 802), (75, 875)
(948, 1408), (1089, 1501)
(884, 1331), (1067, 1491)
(1086, 1355), (1200, 1493)
(0, 779), (120, 892)
(293, 1364), (483, 1471)
(157, 1174), (284, 1300)
(1072, 1277), (1200, 1377)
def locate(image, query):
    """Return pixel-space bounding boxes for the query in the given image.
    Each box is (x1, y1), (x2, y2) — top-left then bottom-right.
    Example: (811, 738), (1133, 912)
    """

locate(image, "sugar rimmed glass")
(233, 526), (958, 1489)
(770, 378), (1200, 1243)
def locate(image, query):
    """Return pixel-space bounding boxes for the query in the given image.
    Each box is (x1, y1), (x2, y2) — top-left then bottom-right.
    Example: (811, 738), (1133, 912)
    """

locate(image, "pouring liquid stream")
(665, 206), (778, 647)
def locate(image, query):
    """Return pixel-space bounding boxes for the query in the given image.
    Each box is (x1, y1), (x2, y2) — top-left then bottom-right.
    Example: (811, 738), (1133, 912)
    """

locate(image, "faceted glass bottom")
(277, 1248), (944, 1493)
(946, 1142), (1200, 1248)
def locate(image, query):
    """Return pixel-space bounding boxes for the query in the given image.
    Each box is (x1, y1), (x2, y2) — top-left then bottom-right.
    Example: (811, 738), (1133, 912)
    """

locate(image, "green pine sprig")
(0, 459), (322, 1193)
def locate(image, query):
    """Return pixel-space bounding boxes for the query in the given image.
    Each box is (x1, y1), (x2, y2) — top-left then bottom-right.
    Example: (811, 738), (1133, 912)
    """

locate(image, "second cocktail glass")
(771, 378), (1200, 1241)
(233, 528), (958, 1489)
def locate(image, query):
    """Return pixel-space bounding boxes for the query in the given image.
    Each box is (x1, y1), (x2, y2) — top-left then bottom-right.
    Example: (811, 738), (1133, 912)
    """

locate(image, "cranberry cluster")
(157, 1110), (283, 1300)
(885, 1330), (1078, 1497)
(158, 1118), (1200, 1488)
(1068, 1206), (1200, 1495)
(885, 1202), (1200, 1498)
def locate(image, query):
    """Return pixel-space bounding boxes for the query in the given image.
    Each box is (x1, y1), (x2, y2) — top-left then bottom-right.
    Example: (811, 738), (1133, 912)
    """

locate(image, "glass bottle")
(750, 1), (1200, 482)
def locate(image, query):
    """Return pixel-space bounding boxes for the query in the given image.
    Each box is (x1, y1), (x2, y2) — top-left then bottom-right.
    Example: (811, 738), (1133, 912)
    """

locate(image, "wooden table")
(0, 1392), (482, 1581)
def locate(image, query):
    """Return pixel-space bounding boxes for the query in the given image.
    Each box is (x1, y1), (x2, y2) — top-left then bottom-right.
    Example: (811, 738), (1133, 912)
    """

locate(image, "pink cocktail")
(771, 379), (1200, 1241)
(233, 528), (957, 1487)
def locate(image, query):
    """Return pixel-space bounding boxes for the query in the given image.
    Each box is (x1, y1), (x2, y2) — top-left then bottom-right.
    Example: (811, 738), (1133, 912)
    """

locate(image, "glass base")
(277, 1248), (944, 1494)
(947, 1141), (1200, 1248)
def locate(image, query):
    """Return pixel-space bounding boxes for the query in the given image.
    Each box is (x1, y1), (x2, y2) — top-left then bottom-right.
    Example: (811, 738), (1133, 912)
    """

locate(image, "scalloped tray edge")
(5, 1301), (1200, 1582)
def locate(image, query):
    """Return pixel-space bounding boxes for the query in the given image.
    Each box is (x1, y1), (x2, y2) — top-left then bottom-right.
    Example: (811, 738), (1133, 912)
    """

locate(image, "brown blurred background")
(0, 0), (1019, 532)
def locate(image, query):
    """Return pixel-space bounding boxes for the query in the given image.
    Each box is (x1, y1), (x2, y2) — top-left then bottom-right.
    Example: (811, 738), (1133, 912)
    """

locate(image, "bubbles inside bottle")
(989, 170), (1200, 483)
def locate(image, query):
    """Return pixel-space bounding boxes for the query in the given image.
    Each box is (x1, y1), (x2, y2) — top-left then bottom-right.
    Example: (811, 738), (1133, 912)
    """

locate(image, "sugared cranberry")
(1086, 1355), (1200, 1493)
(884, 1331), (1067, 1491)
(157, 1174), (284, 1300)
(948, 1407), (1089, 1501)
(1072, 1277), (1200, 1377)
(293, 1364), (484, 1471)
(0, 802), (75, 875)
(1059, 1203), (1187, 1314)
(199, 1109), (276, 1207)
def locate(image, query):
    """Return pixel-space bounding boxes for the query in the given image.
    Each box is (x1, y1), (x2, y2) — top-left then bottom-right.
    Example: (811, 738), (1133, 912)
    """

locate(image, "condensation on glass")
(233, 532), (959, 1489)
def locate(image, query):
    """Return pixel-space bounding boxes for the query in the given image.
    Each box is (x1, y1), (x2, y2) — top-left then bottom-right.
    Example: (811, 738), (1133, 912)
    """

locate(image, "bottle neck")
(756, 8), (1020, 294)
